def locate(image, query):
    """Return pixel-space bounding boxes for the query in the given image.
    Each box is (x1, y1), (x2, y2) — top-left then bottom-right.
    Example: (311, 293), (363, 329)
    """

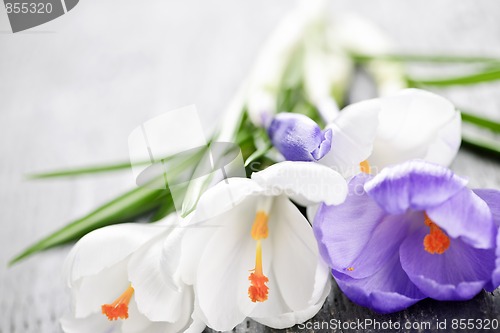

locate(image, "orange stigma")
(360, 160), (371, 174)
(249, 240), (269, 302)
(101, 285), (134, 321)
(423, 214), (450, 255)
(248, 211), (269, 302)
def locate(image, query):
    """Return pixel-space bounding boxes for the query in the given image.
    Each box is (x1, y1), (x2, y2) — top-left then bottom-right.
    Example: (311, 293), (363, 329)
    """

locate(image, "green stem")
(352, 53), (500, 64)
(408, 67), (500, 86)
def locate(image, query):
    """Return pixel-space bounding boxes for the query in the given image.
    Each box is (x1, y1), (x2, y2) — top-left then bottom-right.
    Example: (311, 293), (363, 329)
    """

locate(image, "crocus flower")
(180, 161), (347, 330)
(268, 89), (461, 177)
(313, 160), (500, 314)
(246, 0), (329, 127)
(267, 113), (333, 162)
(61, 215), (205, 333)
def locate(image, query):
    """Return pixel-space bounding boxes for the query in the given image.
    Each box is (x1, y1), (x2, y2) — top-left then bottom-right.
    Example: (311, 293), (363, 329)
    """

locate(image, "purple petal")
(267, 113), (332, 162)
(473, 189), (500, 288)
(314, 174), (416, 279)
(474, 189), (500, 227)
(333, 253), (426, 314)
(427, 188), (495, 249)
(493, 230), (500, 288)
(311, 128), (332, 160)
(365, 160), (468, 215)
(400, 226), (496, 301)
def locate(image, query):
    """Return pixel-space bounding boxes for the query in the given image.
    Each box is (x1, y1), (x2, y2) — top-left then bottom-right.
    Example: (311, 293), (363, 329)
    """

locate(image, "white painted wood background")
(1, 1), (499, 332)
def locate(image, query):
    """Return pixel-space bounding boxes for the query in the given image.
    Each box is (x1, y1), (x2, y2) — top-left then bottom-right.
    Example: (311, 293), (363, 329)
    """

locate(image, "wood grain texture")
(1, 1), (499, 332)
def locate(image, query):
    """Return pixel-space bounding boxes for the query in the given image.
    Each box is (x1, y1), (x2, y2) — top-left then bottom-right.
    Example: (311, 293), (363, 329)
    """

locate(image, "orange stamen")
(360, 160), (371, 174)
(101, 285), (134, 321)
(248, 211), (270, 302)
(423, 214), (450, 255)
(248, 240), (269, 302)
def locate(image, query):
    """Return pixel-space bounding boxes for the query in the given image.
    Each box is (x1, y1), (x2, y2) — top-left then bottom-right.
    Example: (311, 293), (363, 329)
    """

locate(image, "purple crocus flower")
(313, 160), (500, 314)
(267, 113), (333, 161)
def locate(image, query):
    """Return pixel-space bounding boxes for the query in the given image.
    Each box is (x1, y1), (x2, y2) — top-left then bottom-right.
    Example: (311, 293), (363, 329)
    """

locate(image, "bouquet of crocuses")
(11, 0), (500, 332)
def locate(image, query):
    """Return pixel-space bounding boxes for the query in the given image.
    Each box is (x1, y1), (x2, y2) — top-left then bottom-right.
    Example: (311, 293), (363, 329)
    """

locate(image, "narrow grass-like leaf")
(28, 130), (253, 180)
(150, 197), (176, 222)
(28, 160), (153, 179)
(460, 110), (500, 133)
(461, 135), (500, 160)
(408, 67), (500, 86)
(9, 183), (170, 265)
(352, 53), (500, 64)
(245, 143), (272, 167)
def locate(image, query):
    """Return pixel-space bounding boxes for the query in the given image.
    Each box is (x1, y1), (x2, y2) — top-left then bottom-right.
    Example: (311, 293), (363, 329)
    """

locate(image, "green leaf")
(245, 143), (272, 167)
(461, 135), (500, 160)
(9, 181), (172, 266)
(352, 53), (500, 64)
(28, 129), (255, 180)
(408, 67), (500, 86)
(28, 159), (157, 179)
(460, 110), (500, 133)
(150, 194), (176, 222)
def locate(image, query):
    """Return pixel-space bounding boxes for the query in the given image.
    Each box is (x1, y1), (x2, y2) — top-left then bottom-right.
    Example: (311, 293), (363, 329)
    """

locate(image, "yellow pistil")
(423, 214), (450, 255)
(101, 285), (134, 321)
(251, 211), (269, 240)
(248, 211), (269, 302)
(360, 160), (371, 174)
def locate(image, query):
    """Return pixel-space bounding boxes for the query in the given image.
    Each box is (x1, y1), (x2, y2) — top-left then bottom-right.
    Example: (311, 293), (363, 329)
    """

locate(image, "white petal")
(154, 212), (182, 227)
(303, 43), (352, 119)
(184, 317), (206, 333)
(249, 196), (330, 327)
(192, 177), (264, 224)
(423, 111), (462, 167)
(179, 223), (216, 286)
(320, 98), (380, 178)
(254, 281), (330, 329)
(60, 313), (118, 333)
(74, 261), (129, 318)
(64, 224), (165, 286)
(121, 300), (171, 333)
(165, 287), (203, 333)
(251, 161), (347, 206)
(195, 198), (268, 331)
(128, 229), (185, 322)
(369, 89), (458, 170)
(306, 204), (319, 224)
(125, 288), (201, 333)
(270, 197), (330, 310)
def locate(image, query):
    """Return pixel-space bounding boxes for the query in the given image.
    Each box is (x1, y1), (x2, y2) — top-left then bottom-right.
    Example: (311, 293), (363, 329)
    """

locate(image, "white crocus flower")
(246, 0), (329, 127)
(61, 215), (205, 333)
(302, 36), (352, 123)
(180, 161), (347, 331)
(331, 13), (407, 96)
(318, 88), (461, 176)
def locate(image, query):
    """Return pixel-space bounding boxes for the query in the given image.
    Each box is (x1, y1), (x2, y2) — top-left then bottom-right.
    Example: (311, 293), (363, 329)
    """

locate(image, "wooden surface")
(1, 1), (500, 332)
